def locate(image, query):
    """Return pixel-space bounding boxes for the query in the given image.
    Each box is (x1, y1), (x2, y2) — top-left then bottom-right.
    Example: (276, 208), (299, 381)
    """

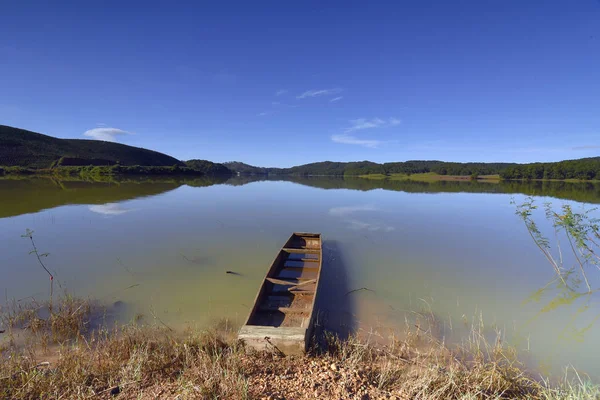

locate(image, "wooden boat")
(238, 232), (322, 355)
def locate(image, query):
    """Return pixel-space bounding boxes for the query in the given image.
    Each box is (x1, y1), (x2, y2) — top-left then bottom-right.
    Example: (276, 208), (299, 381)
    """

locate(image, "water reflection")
(329, 205), (395, 232)
(520, 270), (600, 372)
(315, 240), (356, 340)
(3, 175), (600, 220)
(89, 203), (132, 216)
(228, 175), (600, 204)
(0, 175), (231, 219)
(0, 178), (179, 219)
(2, 174), (600, 378)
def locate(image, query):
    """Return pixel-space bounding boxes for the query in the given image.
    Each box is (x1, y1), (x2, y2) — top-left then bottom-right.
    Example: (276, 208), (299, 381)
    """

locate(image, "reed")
(1, 295), (598, 399)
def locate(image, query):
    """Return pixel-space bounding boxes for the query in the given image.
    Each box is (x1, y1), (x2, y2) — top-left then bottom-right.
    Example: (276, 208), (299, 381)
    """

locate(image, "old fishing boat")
(238, 232), (323, 354)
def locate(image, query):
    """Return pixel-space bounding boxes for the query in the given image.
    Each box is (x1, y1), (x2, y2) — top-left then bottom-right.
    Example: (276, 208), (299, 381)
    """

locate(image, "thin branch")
(565, 230), (591, 292)
(524, 227), (566, 286)
(345, 287), (376, 296)
(554, 227), (563, 267)
(22, 230), (54, 299)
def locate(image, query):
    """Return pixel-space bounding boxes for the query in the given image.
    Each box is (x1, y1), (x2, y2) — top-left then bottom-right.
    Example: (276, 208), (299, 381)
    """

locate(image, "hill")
(222, 162), (270, 175)
(500, 157), (600, 180)
(185, 159), (232, 176)
(223, 161), (384, 176)
(4, 124), (599, 180)
(224, 160), (517, 177)
(225, 157), (600, 181)
(0, 125), (184, 168)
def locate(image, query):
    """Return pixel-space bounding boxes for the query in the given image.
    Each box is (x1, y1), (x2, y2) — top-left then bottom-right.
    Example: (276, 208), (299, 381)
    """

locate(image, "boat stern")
(238, 325), (308, 355)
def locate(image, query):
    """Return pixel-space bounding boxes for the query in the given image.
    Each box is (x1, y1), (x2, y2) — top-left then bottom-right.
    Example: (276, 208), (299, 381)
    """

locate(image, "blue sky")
(1, 1), (599, 167)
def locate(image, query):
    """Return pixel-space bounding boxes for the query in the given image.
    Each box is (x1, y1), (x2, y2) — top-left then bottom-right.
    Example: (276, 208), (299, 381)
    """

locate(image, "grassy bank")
(1, 296), (598, 399)
(0, 165), (231, 180)
(358, 172), (502, 182)
(356, 172), (600, 184)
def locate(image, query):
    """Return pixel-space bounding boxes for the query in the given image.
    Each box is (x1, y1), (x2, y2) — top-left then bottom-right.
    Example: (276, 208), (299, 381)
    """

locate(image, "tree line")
(500, 158), (600, 180)
(226, 158), (600, 181)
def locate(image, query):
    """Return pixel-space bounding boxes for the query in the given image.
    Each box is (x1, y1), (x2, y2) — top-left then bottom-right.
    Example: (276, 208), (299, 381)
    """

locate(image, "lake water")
(1, 176), (599, 380)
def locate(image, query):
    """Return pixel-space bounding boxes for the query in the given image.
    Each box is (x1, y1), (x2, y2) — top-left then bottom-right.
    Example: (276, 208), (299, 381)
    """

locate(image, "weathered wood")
(259, 305), (310, 314)
(238, 326), (307, 355)
(266, 295), (293, 302)
(238, 325), (306, 341)
(284, 261), (320, 268)
(286, 257), (319, 262)
(266, 277), (314, 286)
(271, 289), (316, 295)
(239, 232), (323, 355)
(282, 248), (320, 254)
(276, 270), (318, 280)
(289, 279), (316, 290)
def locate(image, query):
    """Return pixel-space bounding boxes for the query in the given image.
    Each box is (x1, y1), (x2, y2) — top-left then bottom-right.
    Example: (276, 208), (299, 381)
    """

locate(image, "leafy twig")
(21, 229), (54, 299)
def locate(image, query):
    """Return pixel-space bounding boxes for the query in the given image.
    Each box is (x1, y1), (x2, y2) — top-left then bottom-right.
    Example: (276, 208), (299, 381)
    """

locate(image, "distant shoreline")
(2, 167), (600, 184)
(0, 165), (231, 179)
(355, 172), (600, 183)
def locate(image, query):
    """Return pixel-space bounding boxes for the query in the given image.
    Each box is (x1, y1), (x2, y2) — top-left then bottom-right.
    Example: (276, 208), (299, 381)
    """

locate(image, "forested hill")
(226, 158), (600, 180)
(0, 125), (184, 168)
(225, 160), (516, 176)
(500, 157), (600, 180)
(223, 162), (270, 175)
(185, 159), (232, 175)
(3, 124), (599, 180)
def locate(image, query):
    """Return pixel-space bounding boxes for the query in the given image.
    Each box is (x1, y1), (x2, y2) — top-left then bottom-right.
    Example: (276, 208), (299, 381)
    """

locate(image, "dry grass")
(1, 295), (598, 399)
(1, 326), (249, 399)
(322, 331), (540, 399)
(0, 297), (249, 399)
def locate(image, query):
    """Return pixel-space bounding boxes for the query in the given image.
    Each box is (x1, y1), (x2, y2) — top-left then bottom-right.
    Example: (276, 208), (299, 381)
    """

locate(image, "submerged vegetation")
(1, 295), (598, 399)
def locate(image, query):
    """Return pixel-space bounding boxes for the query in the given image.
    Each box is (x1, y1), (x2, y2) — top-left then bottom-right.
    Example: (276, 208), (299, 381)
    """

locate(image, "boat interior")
(247, 233), (321, 328)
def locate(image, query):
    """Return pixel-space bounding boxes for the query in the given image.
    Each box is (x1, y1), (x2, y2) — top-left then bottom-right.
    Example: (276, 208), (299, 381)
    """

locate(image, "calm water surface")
(1, 177), (599, 379)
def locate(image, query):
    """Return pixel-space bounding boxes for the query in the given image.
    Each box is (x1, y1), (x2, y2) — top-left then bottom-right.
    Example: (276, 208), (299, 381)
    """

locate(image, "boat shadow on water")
(313, 239), (357, 343)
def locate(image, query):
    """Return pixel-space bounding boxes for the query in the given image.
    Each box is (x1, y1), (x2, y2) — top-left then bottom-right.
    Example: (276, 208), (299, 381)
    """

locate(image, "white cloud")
(83, 127), (133, 142)
(331, 134), (384, 148)
(297, 88), (342, 99)
(329, 204), (394, 232)
(330, 96), (343, 103)
(257, 111), (272, 116)
(329, 205), (377, 217)
(275, 89), (288, 96)
(347, 220), (395, 232)
(332, 117), (401, 148)
(89, 203), (131, 216)
(346, 118), (384, 132)
(345, 117), (401, 133)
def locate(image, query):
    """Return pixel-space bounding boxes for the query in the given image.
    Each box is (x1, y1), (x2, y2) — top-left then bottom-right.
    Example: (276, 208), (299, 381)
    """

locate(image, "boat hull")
(238, 233), (322, 354)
